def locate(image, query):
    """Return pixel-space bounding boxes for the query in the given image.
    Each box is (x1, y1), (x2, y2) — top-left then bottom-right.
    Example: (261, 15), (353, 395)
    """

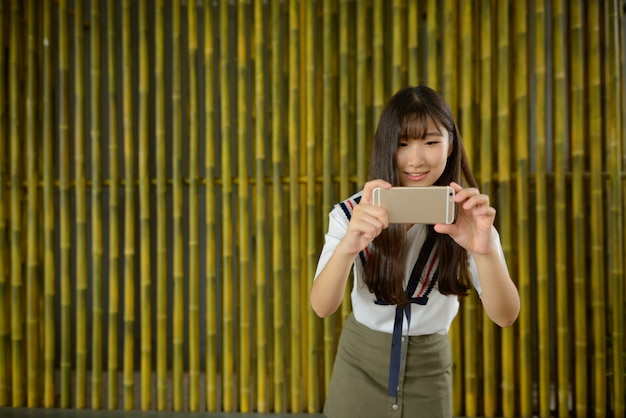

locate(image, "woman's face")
(395, 118), (451, 187)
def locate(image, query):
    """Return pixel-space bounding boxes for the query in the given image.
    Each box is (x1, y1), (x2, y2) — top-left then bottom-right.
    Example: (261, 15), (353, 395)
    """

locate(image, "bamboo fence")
(0, 1), (624, 417)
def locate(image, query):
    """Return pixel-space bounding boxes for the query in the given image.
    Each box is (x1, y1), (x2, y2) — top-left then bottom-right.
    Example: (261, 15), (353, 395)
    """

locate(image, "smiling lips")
(404, 171), (428, 182)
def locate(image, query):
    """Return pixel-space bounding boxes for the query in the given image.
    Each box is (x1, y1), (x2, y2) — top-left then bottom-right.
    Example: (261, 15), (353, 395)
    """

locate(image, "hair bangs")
(398, 111), (431, 141)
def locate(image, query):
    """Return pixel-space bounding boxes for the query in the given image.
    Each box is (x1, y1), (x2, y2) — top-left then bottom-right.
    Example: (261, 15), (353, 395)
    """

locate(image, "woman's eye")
(398, 142), (408, 147)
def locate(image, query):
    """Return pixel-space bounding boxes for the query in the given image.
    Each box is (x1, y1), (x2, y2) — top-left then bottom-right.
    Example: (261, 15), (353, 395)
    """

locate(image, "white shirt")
(314, 191), (506, 336)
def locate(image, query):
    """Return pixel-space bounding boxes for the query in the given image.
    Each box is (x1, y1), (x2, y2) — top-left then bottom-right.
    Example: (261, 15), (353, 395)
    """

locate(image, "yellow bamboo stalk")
(426, 0), (437, 88)
(25, 0), (39, 408)
(441, 0), (457, 109)
(606, 1), (624, 415)
(356, 0), (371, 190)
(496, 1), (515, 416)
(203, 0), (218, 411)
(552, 1), (570, 416)
(236, 0), (251, 412)
(407, 0), (418, 85)
(533, 2), (551, 416)
(154, 0), (167, 410)
(588, 2), (606, 415)
(121, 0), (135, 409)
(569, 1), (587, 415)
(171, 0), (184, 411)
(107, 0), (121, 409)
(187, 0), (200, 411)
(253, 0), (268, 411)
(90, 0), (103, 409)
(479, 1), (496, 415)
(42, 0), (56, 407)
(459, 1), (477, 415)
(372, 0), (384, 126)
(137, 0), (151, 410)
(0, 0), (7, 408)
(9, 0), (23, 408)
(219, 0), (235, 411)
(303, 0), (319, 412)
(513, 1), (532, 415)
(288, 0), (301, 412)
(391, 0), (406, 92)
(74, 0), (88, 407)
(58, 0), (72, 408)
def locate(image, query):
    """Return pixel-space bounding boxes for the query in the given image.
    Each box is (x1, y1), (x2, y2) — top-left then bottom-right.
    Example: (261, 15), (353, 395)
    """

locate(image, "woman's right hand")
(338, 179), (392, 255)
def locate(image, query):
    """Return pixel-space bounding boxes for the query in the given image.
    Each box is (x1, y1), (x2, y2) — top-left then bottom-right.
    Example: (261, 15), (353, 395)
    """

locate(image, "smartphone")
(372, 186), (456, 224)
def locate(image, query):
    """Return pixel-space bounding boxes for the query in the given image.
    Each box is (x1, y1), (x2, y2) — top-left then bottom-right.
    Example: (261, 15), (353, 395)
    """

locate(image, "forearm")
(472, 250), (520, 327)
(310, 243), (357, 318)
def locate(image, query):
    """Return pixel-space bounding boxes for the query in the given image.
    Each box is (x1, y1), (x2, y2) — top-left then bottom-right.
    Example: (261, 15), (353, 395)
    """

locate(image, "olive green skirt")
(323, 313), (452, 418)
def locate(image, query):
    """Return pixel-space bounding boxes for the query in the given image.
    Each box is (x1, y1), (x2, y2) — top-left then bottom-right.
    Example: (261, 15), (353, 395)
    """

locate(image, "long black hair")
(364, 86), (477, 306)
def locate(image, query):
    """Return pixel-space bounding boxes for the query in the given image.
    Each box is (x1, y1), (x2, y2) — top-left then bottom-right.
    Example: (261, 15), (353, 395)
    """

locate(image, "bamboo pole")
(42, 0), (56, 407)
(391, 0), (406, 92)
(459, 1), (477, 415)
(58, 0), (72, 408)
(107, 0), (121, 409)
(479, 1), (496, 415)
(9, 0), (23, 408)
(426, 0), (437, 88)
(253, 0), (268, 411)
(356, 0), (371, 189)
(90, 0), (103, 409)
(137, 0), (151, 410)
(171, 0), (184, 411)
(606, 1), (624, 415)
(203, 0), (217, 410)
(187, 0), (200, 411)
(552, 1), (570, 415)
(495, 1), (515, 416)
(74, 0), (88, 407)
(407, 0), (418, 85)
(372, 0), (384, 130)
(270, 0), (284, 411)
(154, 0), (167, 410)
(588, 2), (607, 414)
(513, 1), (532, 415)
(219, 0), (235, 411)
(0, 0), (7, 408)
(25, 0), (40, 408)
(533, 2), (551, 416)
(121, 0), (136, 409)
(288, 0), (301, 412)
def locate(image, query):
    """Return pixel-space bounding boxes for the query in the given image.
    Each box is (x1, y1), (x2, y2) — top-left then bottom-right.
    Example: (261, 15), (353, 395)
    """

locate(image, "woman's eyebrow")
(424, 131), (443, 137)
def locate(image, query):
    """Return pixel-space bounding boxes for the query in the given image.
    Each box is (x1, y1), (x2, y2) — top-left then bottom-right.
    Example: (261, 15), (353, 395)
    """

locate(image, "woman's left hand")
(434, 182), (495, 255)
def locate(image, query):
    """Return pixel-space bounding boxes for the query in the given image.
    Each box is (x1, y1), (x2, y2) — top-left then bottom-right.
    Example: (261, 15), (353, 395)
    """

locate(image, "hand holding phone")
(372, 186), (456, 224)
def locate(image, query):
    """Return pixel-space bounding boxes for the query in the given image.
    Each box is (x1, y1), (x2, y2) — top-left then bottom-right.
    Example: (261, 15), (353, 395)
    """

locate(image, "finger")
(361, 179), (392, 204)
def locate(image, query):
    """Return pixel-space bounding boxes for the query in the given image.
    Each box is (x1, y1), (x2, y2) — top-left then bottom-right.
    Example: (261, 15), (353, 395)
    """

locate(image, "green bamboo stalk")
(356, 0), (371, 190)
(9, 0), (23, 408)
(253, 0), (268, 411)
(533, 2), (551, 416)
(107, 0), (120, 409)
(321, 0), (337, 396)
(25, 0), (39, 408)
(171, 0), (184, 411)
(569, 0), (587, 415)
(391, 0), (406, 92)
(0, 0), (7, 408)
(237, 0), (251, 412)
(90, 0), (103, 409)
(552, 1), (570, 415)
(441, 0), (457, 109)
(219, 0), (235, 411)
(372, 0), (384, 127)
(459, 1), (477, 415)
(74, 0), (88, 407)
(138, 0), (151, 410)
(407, 0), (418, 85)
(154, 0), (167, 410)
(606, 1), (624, 415)
(513, 1), (532, 415)
(187, 0), (200, 411)
(288, 0), (301, 412)
(426, 0), (437, 88)
(58, 0), (72, 408)
(42, 0), (56, 407)
(496, 1), (515, 416)
(270, 0), (284, 411)
(203, 0), (217, 411)
(121, 0), (135, 409)
(479, 1), (496, 415)
(588, 2), (606, 415)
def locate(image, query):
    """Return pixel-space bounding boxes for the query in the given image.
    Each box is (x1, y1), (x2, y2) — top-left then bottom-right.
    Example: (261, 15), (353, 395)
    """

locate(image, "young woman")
(311, 86), (520, 418)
